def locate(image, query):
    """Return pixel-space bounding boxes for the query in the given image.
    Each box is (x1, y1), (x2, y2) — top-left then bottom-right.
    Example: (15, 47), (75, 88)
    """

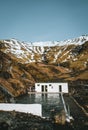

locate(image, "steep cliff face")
(0, 35), (88, 99)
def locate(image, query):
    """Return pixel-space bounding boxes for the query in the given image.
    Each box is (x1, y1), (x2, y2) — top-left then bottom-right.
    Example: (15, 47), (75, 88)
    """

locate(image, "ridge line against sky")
(0, 0), (88, 42)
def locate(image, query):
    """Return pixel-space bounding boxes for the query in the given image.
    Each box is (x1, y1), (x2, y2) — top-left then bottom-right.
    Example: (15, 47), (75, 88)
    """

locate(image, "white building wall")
(61, 83), (68, 93)
(48, 83), (59, 92)
(0, 104), (42, 116)
(35, 84), (41, 92)
(35, 83), (68, 93)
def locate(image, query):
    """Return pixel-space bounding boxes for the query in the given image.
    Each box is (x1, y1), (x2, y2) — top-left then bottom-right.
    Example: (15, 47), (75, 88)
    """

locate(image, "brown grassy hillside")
(0, 37), (88, 100)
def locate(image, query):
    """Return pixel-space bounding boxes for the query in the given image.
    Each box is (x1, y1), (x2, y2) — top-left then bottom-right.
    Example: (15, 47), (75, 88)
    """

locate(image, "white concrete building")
(35, 83), (68, 93)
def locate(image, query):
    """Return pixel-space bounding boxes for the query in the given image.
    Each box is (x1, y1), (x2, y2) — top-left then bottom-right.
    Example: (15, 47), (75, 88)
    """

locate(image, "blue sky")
(0, 0), (88, 42)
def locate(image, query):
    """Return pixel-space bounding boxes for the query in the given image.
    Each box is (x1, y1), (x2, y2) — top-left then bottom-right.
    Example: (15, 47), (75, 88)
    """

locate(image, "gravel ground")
(63, 94), (88, 130)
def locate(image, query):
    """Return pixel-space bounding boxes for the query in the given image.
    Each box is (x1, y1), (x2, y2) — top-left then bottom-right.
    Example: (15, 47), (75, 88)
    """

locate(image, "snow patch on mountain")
(1, 35), (88, 64)
(3, 35), (88, 48)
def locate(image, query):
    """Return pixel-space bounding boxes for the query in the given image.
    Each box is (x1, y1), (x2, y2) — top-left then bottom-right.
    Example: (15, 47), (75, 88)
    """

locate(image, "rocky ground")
(69, 83), (88, 113)
(0, 110), (74, 130)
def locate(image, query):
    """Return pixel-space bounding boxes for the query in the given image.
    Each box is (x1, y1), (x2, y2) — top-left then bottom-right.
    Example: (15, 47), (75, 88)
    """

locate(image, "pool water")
(16, 94), (64, 117)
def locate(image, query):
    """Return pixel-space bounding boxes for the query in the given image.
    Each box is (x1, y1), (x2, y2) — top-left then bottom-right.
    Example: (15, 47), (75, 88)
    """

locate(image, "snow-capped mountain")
(1, 35), (88, 64)
(0, 35), (88, 99)
(4, 34), (88, 46)
(15, 35), (88, 46)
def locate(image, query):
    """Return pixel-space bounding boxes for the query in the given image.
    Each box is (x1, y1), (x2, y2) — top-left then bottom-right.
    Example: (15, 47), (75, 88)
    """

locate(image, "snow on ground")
(53, 51), (62, 62)
(37, 46), (44, 54)
(0, 103), (42, 116)
(31, 41), (57, 46)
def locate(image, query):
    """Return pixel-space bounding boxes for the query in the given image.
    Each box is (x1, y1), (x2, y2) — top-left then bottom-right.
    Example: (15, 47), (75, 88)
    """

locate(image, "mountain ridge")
(0, 35), (88, 99)
(1, 35), (88, 64)
(2, 34), (88, 47)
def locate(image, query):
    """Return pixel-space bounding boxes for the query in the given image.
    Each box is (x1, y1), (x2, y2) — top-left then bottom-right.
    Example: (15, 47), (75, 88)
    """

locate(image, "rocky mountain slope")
(0, 35), (88, 99)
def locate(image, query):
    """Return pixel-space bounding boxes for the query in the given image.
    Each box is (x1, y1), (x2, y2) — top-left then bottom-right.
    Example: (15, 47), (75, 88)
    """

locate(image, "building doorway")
(59, 85), (62, 92)
(42, 85), (44, 92)
(41, 85), (48, 92)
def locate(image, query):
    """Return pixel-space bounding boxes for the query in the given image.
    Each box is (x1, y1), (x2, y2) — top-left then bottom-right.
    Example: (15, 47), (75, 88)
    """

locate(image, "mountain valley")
(0, 36), (88, 110)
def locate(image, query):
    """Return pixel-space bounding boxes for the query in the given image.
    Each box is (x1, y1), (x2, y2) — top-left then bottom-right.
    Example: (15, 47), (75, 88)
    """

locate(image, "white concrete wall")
(61, 83), (68, 93)
(0, 103), (42, 117)
(35, 83), (68, 93)
(48, 83), (59, 92)
(35, 84), (41, 92)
